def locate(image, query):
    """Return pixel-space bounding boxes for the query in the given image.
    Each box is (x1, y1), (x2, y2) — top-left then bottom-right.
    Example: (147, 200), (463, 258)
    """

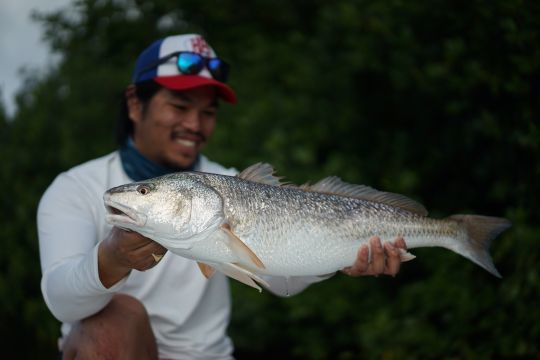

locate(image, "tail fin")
(448, 215), (511, 278)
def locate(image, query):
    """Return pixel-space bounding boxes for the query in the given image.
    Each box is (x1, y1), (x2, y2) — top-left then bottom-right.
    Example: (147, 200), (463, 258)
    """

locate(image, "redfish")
(104, 163), (511, 290)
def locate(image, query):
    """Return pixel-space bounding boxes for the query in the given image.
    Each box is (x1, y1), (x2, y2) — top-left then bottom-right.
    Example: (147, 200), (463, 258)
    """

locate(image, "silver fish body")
(104, 163), (511, 290)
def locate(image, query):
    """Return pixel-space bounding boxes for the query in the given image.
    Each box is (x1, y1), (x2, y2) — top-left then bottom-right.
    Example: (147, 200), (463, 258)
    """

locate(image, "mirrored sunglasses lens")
(177, 53), (204, 75)
(207, 58), (229, 82)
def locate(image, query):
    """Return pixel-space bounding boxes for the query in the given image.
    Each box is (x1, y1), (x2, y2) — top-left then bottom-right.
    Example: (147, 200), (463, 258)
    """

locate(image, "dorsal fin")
(303, 176), (428, 216)
(238, 163), (286, 186)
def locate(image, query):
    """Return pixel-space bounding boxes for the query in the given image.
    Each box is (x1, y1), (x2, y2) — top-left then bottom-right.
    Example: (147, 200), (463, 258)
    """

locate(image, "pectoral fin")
(220, 224), (266, 269)
(216, 263), (270, 292)
(197, 262), (216, 278)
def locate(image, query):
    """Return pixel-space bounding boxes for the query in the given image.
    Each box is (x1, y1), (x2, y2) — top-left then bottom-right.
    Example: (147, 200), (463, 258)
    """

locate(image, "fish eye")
(137, 185), (150, 195)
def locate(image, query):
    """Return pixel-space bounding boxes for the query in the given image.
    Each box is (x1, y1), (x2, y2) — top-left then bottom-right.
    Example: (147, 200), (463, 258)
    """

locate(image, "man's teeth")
(175, 139), (196, 147)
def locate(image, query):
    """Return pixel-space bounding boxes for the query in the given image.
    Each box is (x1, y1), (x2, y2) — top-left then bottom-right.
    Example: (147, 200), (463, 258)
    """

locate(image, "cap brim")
(154, 75), (237, 104)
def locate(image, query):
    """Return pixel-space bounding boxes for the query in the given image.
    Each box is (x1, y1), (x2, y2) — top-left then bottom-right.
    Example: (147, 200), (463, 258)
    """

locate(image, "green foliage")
(1, 0), (539, 357)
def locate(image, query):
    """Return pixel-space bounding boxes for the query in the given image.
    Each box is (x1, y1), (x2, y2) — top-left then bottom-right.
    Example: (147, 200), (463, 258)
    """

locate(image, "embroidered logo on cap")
(191, 36), (212, 57)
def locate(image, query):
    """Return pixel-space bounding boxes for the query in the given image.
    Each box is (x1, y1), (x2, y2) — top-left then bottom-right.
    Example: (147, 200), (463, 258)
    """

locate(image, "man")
(38, 34), (407, 359)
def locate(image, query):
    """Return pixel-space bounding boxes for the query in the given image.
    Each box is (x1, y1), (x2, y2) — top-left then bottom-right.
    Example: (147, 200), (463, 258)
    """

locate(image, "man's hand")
(341, 236), (407, 277)
(98, 227), (167, 288)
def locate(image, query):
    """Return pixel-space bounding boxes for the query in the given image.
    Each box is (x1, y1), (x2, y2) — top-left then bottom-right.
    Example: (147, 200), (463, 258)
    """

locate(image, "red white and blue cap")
(132, 34), (237, 103)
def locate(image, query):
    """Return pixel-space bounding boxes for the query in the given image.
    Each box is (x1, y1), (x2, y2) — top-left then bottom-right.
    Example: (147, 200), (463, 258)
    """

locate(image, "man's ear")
(126, 85), (142, 124)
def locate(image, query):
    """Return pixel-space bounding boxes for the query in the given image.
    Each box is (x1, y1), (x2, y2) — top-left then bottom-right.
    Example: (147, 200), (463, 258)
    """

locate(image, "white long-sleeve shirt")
(38, 151), (325, 359)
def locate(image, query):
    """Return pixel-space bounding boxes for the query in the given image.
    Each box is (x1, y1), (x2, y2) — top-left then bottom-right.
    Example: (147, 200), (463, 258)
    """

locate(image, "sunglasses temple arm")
(136, 52), (181, 78)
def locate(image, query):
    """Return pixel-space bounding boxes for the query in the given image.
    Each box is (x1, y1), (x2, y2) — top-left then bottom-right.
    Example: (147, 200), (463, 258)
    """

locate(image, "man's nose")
(182, 110), (201, 131)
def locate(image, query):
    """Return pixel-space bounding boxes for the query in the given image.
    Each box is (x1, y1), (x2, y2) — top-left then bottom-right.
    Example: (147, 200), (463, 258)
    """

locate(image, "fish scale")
(187, 173), (482, 275)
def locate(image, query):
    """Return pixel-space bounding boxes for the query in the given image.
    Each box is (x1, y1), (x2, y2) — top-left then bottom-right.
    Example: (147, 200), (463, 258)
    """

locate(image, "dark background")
(1, 0), (538, 358)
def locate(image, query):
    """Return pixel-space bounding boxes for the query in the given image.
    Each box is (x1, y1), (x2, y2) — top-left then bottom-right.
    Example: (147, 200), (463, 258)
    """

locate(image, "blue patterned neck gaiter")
(119, 138), (198, 181)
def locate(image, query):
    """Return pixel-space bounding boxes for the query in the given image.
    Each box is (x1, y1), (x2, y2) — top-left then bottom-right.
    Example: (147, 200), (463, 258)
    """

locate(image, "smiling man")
(37, 34), (407, 359)
(127, 85), (218, 169)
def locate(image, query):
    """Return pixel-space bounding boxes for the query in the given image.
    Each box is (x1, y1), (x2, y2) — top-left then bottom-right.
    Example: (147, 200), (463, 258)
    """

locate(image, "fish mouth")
(104, 198), (147, 228)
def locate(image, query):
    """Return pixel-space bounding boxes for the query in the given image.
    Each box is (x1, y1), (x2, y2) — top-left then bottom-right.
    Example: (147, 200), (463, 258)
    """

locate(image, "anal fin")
(216, 263), (270, 292)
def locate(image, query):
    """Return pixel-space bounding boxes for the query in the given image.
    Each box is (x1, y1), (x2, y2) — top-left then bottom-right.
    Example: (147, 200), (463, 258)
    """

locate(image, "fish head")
(103, 173), (224, 248)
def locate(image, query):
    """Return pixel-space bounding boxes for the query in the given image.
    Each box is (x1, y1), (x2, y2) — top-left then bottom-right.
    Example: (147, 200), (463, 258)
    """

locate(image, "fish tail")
(448, 215), (511, 278)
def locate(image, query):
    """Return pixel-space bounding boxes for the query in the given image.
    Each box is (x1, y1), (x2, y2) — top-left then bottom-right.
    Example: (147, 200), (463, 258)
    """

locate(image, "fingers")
(130, 243), (168, 271)
(106, 227), (167, 271)
(342, 243), (370, 276)
(127, 241), (167, 271)
(383, 241), (401, 276)
(370, 237), (385, 275)
(113, 227), (154, 251)
(342, 236), (383, 276)
(393, 236), (407, 250)
(342, 236), (408, 277)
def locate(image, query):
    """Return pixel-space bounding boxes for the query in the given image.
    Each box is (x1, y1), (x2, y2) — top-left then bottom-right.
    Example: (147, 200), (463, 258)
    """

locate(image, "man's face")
(129, 86), (218, 169)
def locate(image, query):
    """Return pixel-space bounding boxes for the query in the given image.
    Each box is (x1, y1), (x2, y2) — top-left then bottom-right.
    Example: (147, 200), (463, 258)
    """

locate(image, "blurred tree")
(1, 0), (538, 358)
(0, 90), (6, 125)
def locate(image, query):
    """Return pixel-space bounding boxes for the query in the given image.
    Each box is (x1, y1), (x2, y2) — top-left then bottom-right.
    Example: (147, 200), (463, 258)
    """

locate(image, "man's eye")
(173, 104), (188, 111)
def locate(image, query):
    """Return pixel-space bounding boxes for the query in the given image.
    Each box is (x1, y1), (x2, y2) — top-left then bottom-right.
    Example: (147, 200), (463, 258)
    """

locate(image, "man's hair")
(116, 80), (162, 145)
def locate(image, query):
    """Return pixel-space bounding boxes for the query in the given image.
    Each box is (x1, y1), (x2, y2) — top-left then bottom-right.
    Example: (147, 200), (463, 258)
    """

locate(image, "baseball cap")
(132, 34), (237, 103)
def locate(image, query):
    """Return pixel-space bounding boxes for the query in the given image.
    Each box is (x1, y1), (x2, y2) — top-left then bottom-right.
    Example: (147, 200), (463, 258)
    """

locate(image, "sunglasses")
(138, 51), (230, 83)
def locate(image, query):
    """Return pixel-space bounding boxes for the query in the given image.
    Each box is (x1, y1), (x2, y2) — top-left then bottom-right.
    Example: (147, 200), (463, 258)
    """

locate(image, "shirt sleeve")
(38, 173), (127, 323)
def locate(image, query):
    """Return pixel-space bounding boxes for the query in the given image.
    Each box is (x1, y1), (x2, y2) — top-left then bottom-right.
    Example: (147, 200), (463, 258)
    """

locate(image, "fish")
(103, 163), (511, 291)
